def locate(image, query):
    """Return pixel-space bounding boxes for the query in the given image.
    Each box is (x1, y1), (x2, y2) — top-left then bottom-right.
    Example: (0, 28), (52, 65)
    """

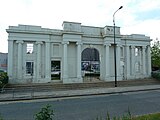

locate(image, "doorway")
(81, 48), (100, 82)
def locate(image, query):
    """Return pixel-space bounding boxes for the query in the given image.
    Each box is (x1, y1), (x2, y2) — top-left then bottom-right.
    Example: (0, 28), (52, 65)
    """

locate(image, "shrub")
(96, 109), (132, 120)
(151, 70), (160, 80)
(34, 104), (54, 120)
(0, 113), (3, 120)
(0, 72), (8, 88)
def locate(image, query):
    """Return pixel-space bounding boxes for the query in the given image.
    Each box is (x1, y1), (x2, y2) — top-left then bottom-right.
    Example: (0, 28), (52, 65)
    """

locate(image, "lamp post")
(113, 6), (123, 87)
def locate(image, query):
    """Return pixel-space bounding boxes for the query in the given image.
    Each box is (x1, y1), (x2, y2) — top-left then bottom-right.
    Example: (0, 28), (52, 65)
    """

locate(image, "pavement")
(1, 81), (160, 102)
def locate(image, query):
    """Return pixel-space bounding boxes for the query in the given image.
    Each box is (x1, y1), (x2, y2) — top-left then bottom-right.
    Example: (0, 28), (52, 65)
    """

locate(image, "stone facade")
(6, 21), (151, 84)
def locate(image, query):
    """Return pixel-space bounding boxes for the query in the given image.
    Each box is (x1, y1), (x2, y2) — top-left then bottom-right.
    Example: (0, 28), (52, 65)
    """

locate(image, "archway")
(81, 48), (100, 82)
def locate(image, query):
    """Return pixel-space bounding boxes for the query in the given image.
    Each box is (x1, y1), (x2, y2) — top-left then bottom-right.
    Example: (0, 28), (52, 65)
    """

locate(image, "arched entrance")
(81, 48), (100, 82)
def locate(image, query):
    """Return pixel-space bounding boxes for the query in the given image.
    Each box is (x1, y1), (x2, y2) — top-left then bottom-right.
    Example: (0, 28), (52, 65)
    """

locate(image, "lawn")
(96, 112), (160, 120)
(133, 113), (160, 120)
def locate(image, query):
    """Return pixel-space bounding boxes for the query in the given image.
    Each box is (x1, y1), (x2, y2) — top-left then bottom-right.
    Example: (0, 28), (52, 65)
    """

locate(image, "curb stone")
(0, 85), (160, 102)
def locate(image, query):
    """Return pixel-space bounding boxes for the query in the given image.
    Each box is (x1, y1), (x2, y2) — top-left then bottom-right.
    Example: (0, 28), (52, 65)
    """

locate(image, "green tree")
(0, 72), (8, 89)
(34, 104), (54, 120)
(151, 39), (160, 69)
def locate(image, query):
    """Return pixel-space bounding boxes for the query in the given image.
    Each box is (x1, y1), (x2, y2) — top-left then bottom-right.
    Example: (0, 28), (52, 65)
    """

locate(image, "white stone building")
(6, 21), (151, 84)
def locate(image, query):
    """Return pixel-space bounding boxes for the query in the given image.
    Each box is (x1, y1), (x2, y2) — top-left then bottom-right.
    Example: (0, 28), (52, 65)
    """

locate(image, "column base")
(125, 74), (131, 80)
(109, 76), (124, 81)
(63, 77), (83, 84)
(103, 76), (111, 81)
(32, 78), (51, 83)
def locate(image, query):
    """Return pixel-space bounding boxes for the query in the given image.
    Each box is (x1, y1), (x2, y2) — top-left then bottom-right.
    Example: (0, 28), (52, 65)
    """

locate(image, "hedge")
(151, 70), (160, 80)
(0, 72), (8, 88)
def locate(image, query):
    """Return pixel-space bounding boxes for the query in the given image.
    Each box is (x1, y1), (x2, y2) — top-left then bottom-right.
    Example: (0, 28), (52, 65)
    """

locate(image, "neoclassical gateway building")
(7, 21), (151, 84)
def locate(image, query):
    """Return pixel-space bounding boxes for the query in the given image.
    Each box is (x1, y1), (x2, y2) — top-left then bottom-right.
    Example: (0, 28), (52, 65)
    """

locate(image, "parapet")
(8, 24), (42, 31)
(62, 21), (82, 32)
(6, 24), (62, 34)
(122, 34), (151, 41)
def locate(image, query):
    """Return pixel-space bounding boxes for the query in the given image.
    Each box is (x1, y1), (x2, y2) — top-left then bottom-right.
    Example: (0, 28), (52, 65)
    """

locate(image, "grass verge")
(96, 112), (160, 120)
(133, 113), (160, 120)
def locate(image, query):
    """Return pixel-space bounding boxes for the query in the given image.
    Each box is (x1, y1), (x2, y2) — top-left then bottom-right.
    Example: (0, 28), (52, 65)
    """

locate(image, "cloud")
(135, 9), (160, 21)
(0, 0), (160, 52)
(126, 0), (160, 13)
(136, 0), (160, 12)
(121, 19), (160, 40)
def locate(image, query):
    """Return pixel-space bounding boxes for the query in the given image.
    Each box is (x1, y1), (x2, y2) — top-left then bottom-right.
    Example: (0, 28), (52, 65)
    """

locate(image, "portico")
(6, 21), (152, 84)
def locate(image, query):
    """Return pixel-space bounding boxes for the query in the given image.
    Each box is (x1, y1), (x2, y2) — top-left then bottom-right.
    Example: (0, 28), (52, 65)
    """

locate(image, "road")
(0, 90), (160, 120)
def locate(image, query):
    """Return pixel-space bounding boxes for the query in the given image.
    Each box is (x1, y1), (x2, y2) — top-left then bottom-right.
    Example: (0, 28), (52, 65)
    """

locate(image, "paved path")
(1, 84), (160, 102)
(0, 89), (160, 120)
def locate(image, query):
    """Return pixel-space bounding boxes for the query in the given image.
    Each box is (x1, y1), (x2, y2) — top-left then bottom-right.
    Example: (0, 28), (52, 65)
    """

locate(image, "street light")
(113, 6), (123, 87)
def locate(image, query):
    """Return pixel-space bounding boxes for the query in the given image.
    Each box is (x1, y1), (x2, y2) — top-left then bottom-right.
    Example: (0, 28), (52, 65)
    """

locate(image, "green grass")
(96, 112), (160, 120)
(133, 113), (160, 120)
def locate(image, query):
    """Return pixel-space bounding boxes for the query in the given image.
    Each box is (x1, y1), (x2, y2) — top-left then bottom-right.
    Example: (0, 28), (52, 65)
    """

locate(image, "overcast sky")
(0, 0), (160, 53)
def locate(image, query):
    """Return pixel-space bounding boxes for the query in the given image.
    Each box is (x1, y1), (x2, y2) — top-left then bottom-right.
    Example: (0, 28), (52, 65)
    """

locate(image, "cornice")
(6, 29), (62, 36)
(62, 31), (83, 35)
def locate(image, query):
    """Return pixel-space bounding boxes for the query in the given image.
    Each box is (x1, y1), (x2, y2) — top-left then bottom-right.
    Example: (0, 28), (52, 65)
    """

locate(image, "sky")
(0, 0), (160, 53)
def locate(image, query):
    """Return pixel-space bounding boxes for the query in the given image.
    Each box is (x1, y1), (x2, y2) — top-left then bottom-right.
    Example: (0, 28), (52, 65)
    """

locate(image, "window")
(121, 47), (124, 57)
(26, 43), (33, 54)
(26, 62), (34, 75)
(51, 61), (61, 80)
(135, 47), (139, 56)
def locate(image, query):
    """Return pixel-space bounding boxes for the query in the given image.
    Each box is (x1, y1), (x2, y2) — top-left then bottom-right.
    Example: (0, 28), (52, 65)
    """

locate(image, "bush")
(0, 113), (3, 120)
(96, 109), (132, 120)
(34, 104), (54, 120)
(151, 70), (160, 80)
(0, 72), (8, 88)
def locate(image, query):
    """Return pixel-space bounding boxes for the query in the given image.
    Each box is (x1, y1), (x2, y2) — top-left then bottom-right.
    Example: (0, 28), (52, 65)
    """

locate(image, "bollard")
(31, 87), (34, 98)
(12, 88), (15, 99)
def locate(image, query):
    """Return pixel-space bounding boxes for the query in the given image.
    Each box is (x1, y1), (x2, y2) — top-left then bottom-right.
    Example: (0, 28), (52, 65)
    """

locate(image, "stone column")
(45, 42), (51, 82)
(147, 45), (151, 76)
(142, 46), (146, 75)
(62, 42), (69, 81)
(131, 46), (135, 76)
(36, 42), (43, 81)
(126, 45), (130, 79)
(8, 40), (14, 80)
(76, 42), (82, 80)
(104, 43), (110, 80)
(16, 41), (24, 79)
(117, 45), (121, 77)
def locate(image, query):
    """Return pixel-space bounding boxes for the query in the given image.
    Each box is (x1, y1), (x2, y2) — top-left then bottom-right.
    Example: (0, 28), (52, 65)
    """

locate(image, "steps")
(6, 78), (160, 91)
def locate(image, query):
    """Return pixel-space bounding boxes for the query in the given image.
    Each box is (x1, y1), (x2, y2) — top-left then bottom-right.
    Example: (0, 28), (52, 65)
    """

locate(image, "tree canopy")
(151, 39), (160, 69)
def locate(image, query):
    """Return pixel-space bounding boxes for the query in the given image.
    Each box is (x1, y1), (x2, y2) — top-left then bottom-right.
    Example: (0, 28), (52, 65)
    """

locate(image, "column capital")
(116, 44), (122, 47)
(142, 46), (146, 49)
(104, 43), (111, 47)
(131, 45), (135, 49)
(62, 41), (69, 45)
(125, 44), (130, 47)
(8, 40), (14, 42)
(76, 42), (82, 45)
(45, 41), (50, 43)
(35, 41), (43, 45)
(147, 45), (151, 48)
(16, 40), (24, 44)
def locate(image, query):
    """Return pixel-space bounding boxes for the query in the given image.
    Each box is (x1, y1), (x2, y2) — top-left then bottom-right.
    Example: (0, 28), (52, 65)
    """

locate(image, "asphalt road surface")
(0, 90), (160, 120)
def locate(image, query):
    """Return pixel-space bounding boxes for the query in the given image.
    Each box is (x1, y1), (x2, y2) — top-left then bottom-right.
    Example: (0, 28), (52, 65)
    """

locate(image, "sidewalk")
(1, 83), (160, 102)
